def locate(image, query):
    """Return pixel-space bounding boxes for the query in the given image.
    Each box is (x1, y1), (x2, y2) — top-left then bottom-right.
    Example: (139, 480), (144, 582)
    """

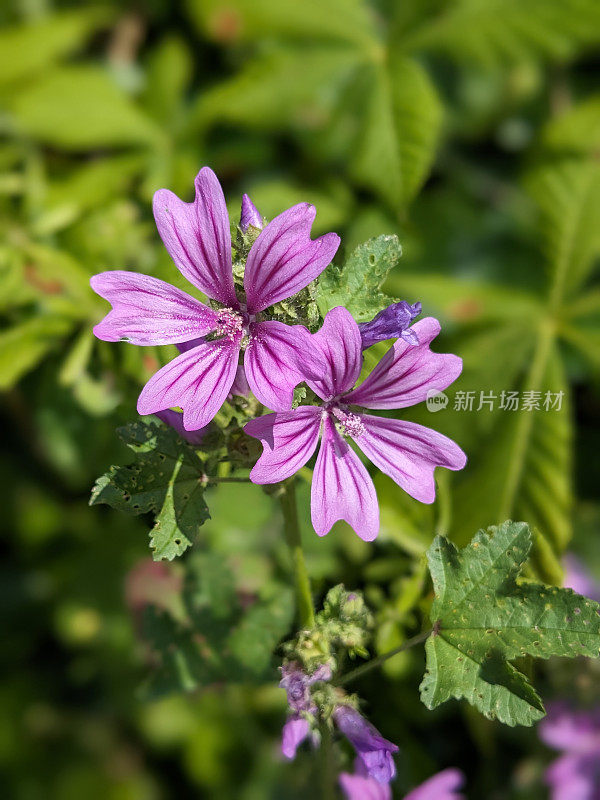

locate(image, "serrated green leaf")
(193, 44), (358, 131)
(90, 420), (209, 561)
(350, 55), (443, 207)
(420, 521), (600, 726)
(316, 234), (401, 321)
(525, 159), (600, 300)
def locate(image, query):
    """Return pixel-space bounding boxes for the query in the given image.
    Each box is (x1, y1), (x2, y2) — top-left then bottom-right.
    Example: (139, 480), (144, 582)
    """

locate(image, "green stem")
(319, 722), (336, 800)
(339, 628), (432, 686)
(280, 480), (315, 629)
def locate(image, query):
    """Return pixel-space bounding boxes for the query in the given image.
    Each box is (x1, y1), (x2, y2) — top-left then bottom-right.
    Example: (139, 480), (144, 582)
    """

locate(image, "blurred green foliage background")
(1, 0), (600, 797)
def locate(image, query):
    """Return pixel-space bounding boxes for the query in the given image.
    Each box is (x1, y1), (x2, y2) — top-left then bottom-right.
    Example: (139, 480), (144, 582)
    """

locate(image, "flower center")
(215, 308), (244, 341)
(338, 412), (366, 439)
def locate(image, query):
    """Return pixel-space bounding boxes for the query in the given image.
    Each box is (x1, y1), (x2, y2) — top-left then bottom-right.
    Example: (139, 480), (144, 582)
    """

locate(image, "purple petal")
(404, 769), (465, 800)
(563, 554), (600, 602)
(345, 318), (462, 410)
(539, 703), (600, 753)
(312, 418), (379, 541)
(137, 337), (240, 430)
(281, 716), (311, 760)
(240, 193), (263, 231)
(153, 409), (208, 446)
(333, 706), (398, 784)
(339, 773), (391, 800)
(244, 203), (340, 313)
(153, 167), (237, 306)
(305, 307), (363, 402)
(245, 407), (321, 484)
(358, 301), (422, 349)
(352, 416), (466, 504)
(91, 271), (218, 345)
(245, 321), (324, 411)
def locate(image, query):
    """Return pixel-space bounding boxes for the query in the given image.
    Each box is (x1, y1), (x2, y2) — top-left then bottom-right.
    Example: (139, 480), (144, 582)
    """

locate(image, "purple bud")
(154, 409), (207, 445)
(240, 193), (263, 232)
(230, 364), (250, 399)
(358, 301), (422, 349)
(333, 706), (398, 785)
(280, 661), (331, 713)
(308, 663), (333, 685)
(279, 662), (314, 713)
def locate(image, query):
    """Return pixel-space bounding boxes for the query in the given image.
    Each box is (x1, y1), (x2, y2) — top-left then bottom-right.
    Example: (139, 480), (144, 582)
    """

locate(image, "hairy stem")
(280, 480), (315, 629)
(339, 628), (432, 686)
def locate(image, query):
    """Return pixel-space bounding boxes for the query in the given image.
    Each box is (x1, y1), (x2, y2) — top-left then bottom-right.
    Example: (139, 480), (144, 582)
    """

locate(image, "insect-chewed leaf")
(420, 521), (600, 726)
(316, 234), (401, 322)
(90, 419), (209, 561)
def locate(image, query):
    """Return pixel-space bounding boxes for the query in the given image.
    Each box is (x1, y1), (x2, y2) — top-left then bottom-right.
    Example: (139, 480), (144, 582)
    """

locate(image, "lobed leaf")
(316, 234), (401, 321)
(90, 420), (209, 561)
(421, 521), (600, 726)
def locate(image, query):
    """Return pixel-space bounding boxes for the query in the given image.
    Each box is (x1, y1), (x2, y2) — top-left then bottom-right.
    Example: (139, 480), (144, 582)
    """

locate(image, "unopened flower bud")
(358, 301), (421, 349)
(240, 193), (263, 232)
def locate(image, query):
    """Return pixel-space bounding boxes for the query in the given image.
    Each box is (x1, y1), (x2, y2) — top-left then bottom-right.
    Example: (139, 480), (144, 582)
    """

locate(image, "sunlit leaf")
(90, 420), (210, 561)
(421, 521), (600, 726)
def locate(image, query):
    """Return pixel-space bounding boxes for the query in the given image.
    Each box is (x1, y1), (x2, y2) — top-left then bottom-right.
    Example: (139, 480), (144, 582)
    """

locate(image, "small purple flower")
(539, 702), (600, 800)
(333, 705), (399, 785)
(358, 301), (422, 349)
(245, 307), (466, 541)
(91, 167), (340, 430)
(282, 716), (312, 760)
(563, 554), (600, 602)
(240, 193), (263, 231)
(280, 662), (332, 760)
(339, 768), (464, 800)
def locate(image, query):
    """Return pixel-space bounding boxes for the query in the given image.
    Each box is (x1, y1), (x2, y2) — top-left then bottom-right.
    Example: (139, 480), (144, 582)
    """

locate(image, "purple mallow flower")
(245, 306), (466, 541)
(91, 167), (340, 430)
(339, 767), (464, 800)
(358, 301), (422, 349)
(333, 705), (399, 785)
(280, 662), (332, 759)
(539, 702), (600, 800)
